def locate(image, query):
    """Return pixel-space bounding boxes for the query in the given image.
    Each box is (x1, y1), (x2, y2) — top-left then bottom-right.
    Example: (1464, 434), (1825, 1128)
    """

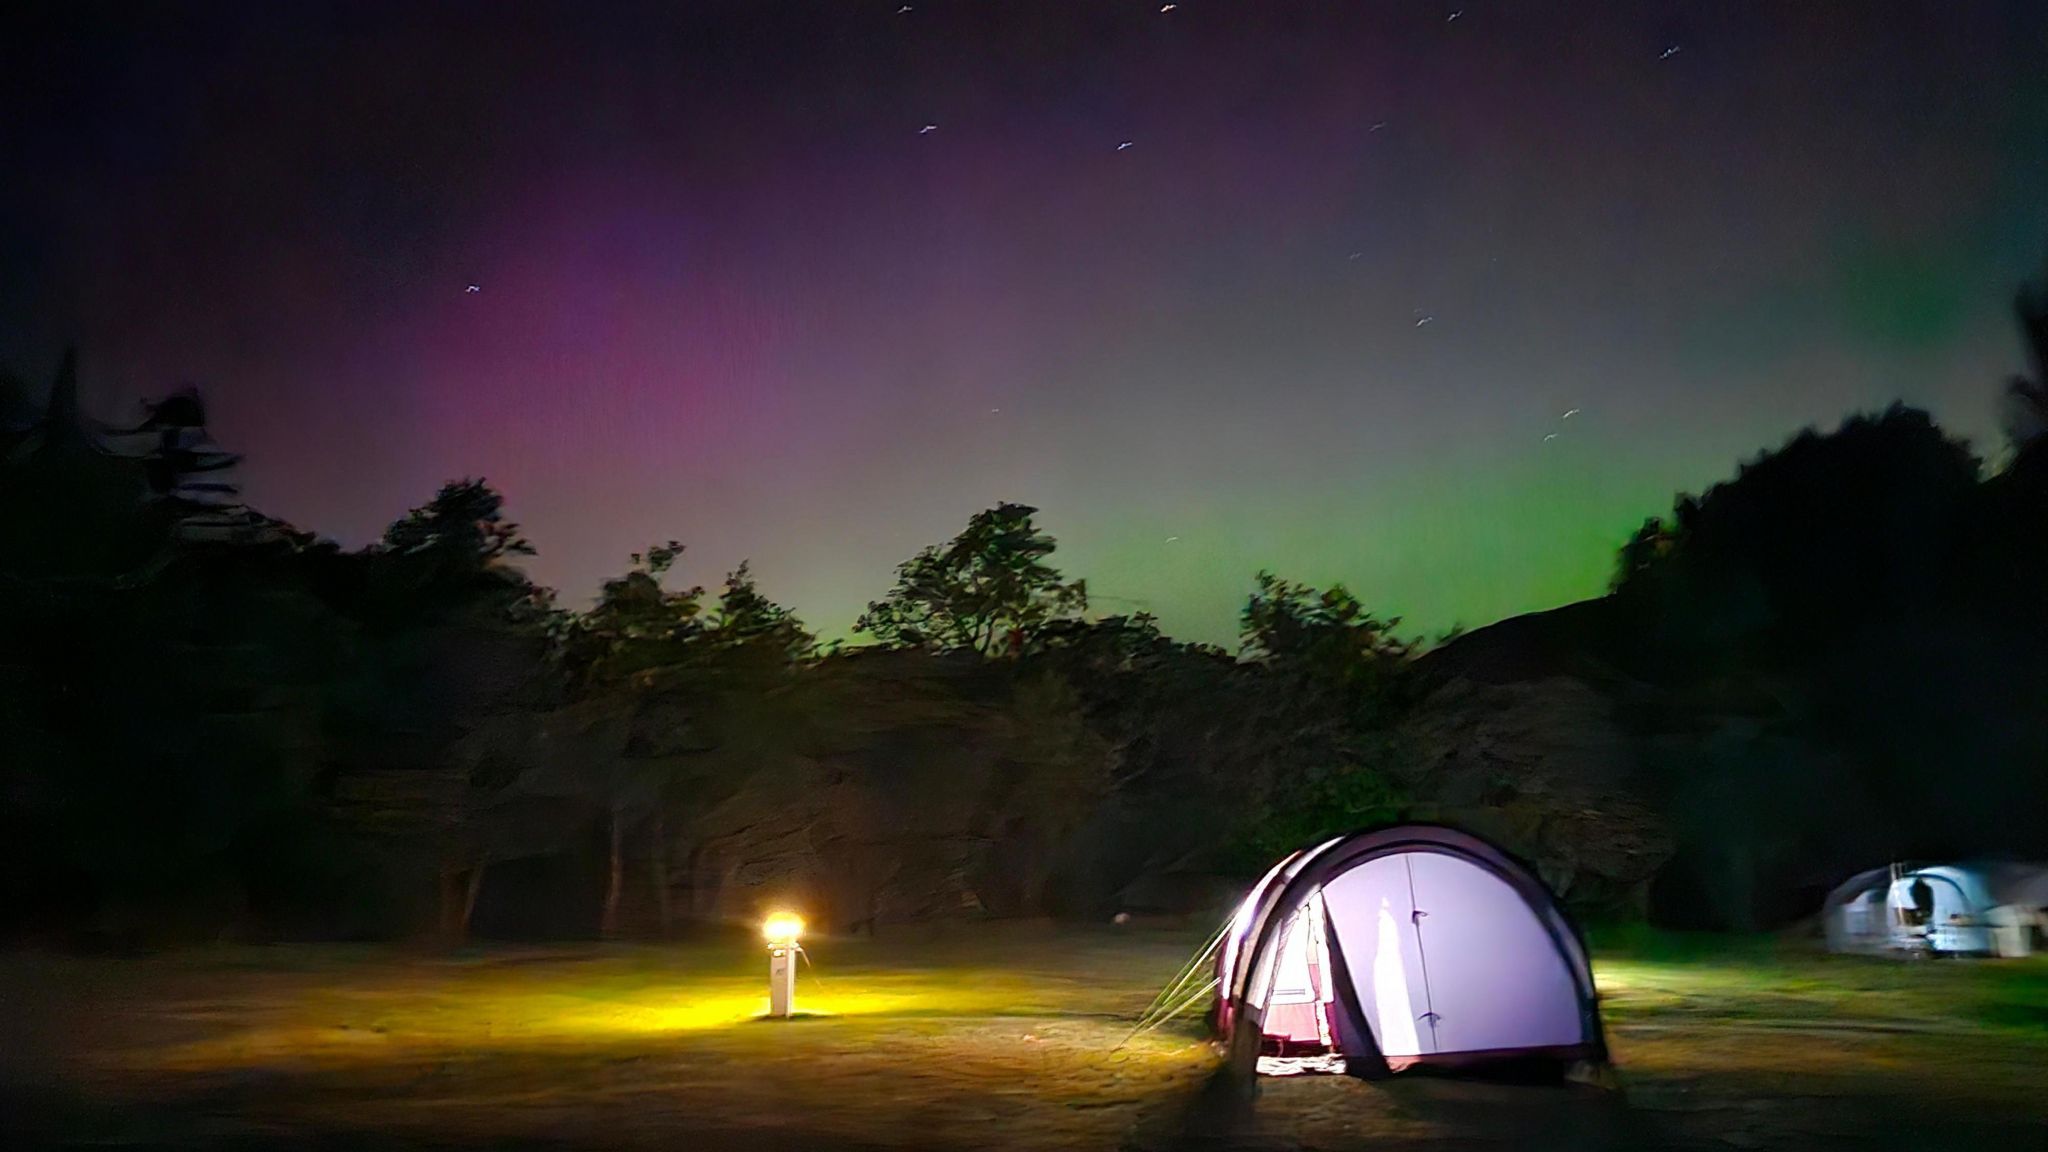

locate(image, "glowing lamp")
(762, 911), (805, 1017)
(762, 912), (805, 947)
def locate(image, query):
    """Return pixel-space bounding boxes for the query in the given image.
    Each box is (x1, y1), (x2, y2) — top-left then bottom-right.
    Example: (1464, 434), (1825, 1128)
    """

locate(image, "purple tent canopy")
(1215, 824), (1606, 1079)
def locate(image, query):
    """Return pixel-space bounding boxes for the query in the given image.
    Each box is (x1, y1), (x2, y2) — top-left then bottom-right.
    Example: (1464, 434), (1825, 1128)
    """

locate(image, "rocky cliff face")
(1386, 600), (1673, 914)
(1393, 673), (1673, 916)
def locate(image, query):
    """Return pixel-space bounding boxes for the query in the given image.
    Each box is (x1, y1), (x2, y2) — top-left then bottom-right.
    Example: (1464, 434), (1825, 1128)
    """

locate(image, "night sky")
(5, 2), (2045, 644)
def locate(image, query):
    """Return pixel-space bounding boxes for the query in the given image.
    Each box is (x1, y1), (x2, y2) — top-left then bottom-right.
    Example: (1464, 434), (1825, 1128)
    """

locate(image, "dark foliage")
(856, 502), (1087, 656)
(7, 260), (2048, 941)
(1600, 316), (2048, 926)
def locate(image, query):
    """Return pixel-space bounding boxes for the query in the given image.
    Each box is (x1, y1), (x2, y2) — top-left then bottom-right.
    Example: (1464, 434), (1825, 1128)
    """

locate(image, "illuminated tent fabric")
(1216, 824), (1605, 1079)
(1824, 862), (2048, 958)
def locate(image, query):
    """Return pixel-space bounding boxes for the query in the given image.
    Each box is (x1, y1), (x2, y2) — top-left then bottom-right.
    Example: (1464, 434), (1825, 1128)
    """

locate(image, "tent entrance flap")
(1254, 891), (1335, 1050)
(1319, 855), (1427, 1058)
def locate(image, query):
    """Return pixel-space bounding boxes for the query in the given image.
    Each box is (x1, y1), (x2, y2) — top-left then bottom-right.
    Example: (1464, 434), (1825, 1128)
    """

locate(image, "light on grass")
(763, 911), (805, 1018)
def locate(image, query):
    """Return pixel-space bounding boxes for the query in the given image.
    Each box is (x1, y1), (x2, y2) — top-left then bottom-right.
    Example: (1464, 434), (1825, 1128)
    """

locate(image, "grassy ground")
(2, 921), (2044, 1150)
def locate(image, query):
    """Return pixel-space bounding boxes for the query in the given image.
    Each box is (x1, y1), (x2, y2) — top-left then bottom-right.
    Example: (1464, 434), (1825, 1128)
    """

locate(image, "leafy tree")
(0, 351), (207, 583)
(546, 542), (719, 937)
(1029, 611), (1203, 683)
(1611, 406), (1981, 660)
(548, 547), (814, 938)
(707, 560), (813, 662)
(381, 477), (533, 565)
(971, 675), (1116, 914)
(1611, 516), (1678, 595)
(856, 502), (1087, 656)
(1240, 571), (1415, 714)
(558, 540), (705, 690)
(0, 354), (355, 941)
(1983, 259), (2048, 636)
(1226, 765), (1406, 874)
(1999, 257), (2048, 449)
(361, 477), (548, 633)
(109, 387), (242, 509)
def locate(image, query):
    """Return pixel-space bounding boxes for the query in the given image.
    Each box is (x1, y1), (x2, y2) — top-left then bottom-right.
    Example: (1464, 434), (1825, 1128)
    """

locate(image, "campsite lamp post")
(762, 911), (804, 1018)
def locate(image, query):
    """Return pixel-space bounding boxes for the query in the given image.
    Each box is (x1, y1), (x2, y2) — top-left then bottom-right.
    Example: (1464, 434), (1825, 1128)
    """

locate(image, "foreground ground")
(2, 922), (2044, 1150)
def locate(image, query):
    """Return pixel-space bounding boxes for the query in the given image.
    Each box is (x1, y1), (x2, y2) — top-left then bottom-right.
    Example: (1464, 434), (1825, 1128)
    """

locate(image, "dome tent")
(1824, 862), (2048, 958)
(1215, 824), (1606, 1079)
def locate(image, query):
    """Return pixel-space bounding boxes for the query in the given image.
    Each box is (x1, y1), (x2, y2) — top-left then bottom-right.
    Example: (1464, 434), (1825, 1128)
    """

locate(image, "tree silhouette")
(558, 540), (706, 690)
(107, 387), (240, 504)
(1, 351), (248, 584)
(1611, 516), (1677, 595)
(708, 561), (814, 662)
(1240, 571), (1415, 712)
(856, 502), (1087, 656)
(1612, 406), (1980, 660)
(381, 478), (534, 565)
(0, 352), (355, 942)
(2000, 257), (2048, 449)
(543, 542), (707, 936)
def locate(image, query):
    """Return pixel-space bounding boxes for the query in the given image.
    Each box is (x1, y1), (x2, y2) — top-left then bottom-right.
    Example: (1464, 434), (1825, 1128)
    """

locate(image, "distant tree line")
(3, 258), (2045, 942)
(0, 354), (1420, 943)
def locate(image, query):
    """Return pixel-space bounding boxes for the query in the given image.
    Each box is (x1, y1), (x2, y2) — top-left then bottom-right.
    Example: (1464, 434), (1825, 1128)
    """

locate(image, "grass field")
(2, 921), (2044, 1150)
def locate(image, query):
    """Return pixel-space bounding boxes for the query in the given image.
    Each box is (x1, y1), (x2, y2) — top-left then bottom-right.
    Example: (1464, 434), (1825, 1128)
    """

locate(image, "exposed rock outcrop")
(1394, 672), (1673, 916)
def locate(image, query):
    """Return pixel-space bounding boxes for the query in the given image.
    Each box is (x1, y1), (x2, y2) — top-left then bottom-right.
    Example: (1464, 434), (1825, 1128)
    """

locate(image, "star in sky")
(17, 0), (2033, 650)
